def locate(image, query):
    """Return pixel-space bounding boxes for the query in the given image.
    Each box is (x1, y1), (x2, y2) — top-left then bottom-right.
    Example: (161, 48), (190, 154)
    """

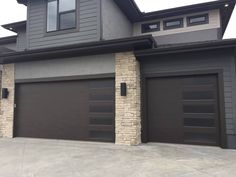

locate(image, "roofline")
(16, 0), (27, 5)
(141, 0), (236, 20)
(114, 0), (236, 35)
(113, 0), (143, 21)
(135, 39), (236, 58)
(17, 0), (235, 35)
(0, 35), (156, 64)
(115, 0), (236, 21)
(0, 36), (17, 45)
(2, 21), (26, 33)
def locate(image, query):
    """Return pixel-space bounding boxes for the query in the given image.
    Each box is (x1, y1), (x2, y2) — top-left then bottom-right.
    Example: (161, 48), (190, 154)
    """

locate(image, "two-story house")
(0, 0), (236, 149)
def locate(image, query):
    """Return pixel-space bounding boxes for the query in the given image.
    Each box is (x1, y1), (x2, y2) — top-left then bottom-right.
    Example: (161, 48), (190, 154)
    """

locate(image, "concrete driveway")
(0, 138), (236, 177)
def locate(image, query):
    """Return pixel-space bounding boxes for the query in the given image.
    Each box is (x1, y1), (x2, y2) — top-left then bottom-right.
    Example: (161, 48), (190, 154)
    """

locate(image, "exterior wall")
(17, 29), (27, 51)
(0, 64), (15, 138)
(115, 52), (141, 145)
(27, 0), (101, 49)
(101, 0), (132, 40)
(15, 54), (115, 80)
(0, 43), (17, 52)
(133, 9), (221, 43)
(154, 28), (221, 45)
(140, 49), (236, 148)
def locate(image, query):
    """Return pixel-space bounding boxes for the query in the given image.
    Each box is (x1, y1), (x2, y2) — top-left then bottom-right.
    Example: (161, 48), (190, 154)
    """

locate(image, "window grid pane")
(47, 0), (58, 32)
(59, 11), (76, 30)
(187, 14), (209, 26)
(166, 21), (181, 27)
(142, 22), (160, 33)
(164, 18), (183, 30)
(59, 0), (76, 12)
(190, 16), (206, 23)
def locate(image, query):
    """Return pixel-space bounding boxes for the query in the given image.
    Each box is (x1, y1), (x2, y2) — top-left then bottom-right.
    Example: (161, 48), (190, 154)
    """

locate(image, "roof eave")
(0, 36), (17, 45)
(115, 0), (236, 27)
(221, 3), (236, 36)
(2, 21), (26, 33)
(135, 39), (236, 59)
(113, 0), (143, 21)
(0, 35), (155, 64)
(17, 0), (27, 5)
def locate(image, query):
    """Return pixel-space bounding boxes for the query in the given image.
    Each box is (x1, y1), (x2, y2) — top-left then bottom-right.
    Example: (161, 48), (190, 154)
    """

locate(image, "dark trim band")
(135, 39), (236, 58)
(15, 73), (115, 83)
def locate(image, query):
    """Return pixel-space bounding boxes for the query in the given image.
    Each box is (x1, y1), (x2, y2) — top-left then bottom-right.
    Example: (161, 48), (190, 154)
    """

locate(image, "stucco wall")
(154, 28), (220, 45)
(15, 54), (115, 80)
(101, 0), (132, 40)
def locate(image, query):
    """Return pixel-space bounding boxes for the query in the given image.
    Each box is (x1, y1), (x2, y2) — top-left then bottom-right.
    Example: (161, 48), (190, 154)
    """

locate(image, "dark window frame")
(187, 14), (209, 26)
(163, 18), (184, 30)
(141, 21), (160, 33)
(46, 0), (77, 33)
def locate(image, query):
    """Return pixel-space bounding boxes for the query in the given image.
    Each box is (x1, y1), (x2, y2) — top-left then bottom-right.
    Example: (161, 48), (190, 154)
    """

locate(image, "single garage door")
(147, 74), (221, 146)
(14, 79), (115, 142)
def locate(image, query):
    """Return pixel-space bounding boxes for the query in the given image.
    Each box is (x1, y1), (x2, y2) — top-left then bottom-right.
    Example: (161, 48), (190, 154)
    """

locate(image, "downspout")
(230, 47), (236, 148)
(99, 0), (104, 41)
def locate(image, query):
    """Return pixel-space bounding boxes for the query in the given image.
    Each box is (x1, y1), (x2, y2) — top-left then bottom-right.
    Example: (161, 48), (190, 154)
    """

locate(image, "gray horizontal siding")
(141, 49), (236, 136)
(17, 29), (27, 51)
(27, 0), (100, 49)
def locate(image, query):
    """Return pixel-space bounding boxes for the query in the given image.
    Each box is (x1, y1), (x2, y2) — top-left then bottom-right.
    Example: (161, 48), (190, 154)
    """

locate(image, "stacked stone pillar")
(0, 64), (15, 138)
(115, 52), (141, 145)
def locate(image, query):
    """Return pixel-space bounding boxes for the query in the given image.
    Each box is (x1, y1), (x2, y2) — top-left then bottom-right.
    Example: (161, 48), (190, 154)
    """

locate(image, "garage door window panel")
(183, 104), (215, 113)
(89, 130), (114, 141)
(89, 103), (114, 113)
(183, 90), (215, 100)
(184, 118), (215, 127)
(184, 132), (217, 144)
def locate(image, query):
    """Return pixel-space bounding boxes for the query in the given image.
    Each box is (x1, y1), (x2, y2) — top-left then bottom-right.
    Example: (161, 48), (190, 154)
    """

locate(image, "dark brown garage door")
(146, 74), (221, 146)
(14, 79), (115, 142)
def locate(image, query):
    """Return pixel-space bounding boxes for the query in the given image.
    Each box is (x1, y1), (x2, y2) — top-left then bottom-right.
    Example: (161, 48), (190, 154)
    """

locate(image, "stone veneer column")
(115, 52), (141, 145)
(0, 64), (15, 138)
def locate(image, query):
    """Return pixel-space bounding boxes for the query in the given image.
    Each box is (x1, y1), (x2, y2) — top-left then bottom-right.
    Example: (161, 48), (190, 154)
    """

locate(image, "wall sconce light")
(2, 88), (9, 99)
(120, 83), (127, 96)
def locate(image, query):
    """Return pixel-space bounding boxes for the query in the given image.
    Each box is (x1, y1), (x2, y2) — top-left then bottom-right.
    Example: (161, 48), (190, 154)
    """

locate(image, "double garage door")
(14, 79), (115, 142)
(146, 74), (222, 146)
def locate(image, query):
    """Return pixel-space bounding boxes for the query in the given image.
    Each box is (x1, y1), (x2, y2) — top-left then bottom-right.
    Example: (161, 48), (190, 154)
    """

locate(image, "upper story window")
(142, 22), (160, 33)
(163, 18), (183, 30)
(47, 0), (76, 32)
(187, 14), (209, 26)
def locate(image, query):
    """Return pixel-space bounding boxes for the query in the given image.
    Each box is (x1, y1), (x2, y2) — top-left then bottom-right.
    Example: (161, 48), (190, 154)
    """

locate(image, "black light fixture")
(120, 83), (127, 96)
(2, 88), (9, 99)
